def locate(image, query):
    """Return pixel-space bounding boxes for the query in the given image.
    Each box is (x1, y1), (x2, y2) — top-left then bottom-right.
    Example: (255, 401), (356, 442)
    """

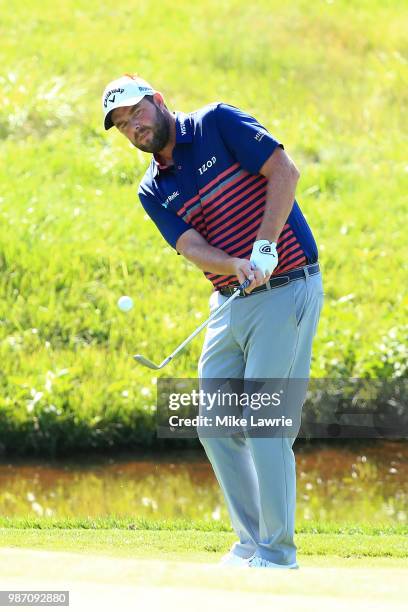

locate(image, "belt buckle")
(224, 285), (238, 297)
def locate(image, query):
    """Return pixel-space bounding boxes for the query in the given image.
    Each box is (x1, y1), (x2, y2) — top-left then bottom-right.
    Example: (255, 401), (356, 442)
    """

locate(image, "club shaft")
(164, 284), (245, 363)
(134, 278), (250, 369)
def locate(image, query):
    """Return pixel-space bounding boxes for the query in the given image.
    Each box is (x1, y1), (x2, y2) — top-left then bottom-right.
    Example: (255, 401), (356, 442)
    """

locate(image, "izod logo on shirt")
(198, 156), (217, 175)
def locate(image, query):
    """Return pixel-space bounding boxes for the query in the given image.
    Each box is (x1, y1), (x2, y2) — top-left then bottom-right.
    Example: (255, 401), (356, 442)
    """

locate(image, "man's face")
(111, 97), (170, 153)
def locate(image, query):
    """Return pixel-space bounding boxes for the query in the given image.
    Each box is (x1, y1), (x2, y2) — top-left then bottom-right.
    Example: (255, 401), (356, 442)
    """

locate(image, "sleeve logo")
(162, 191), (180, 208)
(255, 131), (265, 142)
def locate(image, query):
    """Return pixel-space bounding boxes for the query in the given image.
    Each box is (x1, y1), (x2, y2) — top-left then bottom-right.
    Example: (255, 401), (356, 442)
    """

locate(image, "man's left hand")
(249, 240), (278, 281)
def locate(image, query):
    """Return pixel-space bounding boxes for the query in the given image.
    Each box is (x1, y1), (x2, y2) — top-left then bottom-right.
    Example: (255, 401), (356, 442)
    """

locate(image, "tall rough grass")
(0, 0), (406, 455)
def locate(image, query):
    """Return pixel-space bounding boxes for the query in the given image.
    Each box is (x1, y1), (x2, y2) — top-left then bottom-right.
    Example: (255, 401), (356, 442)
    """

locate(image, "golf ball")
(117, 295), (134, 312)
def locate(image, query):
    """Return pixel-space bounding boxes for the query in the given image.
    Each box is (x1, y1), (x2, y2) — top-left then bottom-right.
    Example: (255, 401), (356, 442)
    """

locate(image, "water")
(0, 441), (406, 524)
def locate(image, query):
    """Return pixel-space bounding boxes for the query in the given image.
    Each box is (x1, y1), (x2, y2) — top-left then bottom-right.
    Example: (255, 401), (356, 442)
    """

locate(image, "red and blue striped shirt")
(138, 103), (318, 289)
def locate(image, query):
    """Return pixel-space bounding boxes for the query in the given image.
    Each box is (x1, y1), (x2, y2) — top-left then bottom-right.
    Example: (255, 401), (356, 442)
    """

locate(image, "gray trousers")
(198, 266), (324, 565)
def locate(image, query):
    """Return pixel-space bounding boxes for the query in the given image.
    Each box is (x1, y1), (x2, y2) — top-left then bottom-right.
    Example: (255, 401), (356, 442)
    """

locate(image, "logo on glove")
(250, 240), (279, 277)
(259, 244), (276, 255)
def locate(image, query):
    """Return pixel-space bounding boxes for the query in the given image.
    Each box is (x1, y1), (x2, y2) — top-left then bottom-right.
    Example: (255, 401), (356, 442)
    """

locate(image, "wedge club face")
(133, 355), (161, 370)
(133, 355), (172, 370)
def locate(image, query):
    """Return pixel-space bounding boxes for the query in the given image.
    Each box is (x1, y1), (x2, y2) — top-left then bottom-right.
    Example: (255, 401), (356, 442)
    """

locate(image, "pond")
(0, 441), (406, 524)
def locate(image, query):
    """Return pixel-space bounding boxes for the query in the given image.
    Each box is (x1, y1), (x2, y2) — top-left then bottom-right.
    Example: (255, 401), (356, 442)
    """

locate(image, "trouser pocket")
(291, 273), (324, 331)
(291, 279), (308, 328)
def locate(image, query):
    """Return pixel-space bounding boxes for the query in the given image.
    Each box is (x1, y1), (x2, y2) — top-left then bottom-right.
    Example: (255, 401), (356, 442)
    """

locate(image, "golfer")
(102, 75), (324, 569)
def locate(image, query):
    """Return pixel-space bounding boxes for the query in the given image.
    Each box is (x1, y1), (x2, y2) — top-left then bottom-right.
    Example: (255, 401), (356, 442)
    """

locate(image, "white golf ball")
(117, 295), (134, 312)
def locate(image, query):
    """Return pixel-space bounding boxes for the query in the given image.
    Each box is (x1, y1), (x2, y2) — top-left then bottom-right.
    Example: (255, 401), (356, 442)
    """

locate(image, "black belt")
(218, 263), (320, 298)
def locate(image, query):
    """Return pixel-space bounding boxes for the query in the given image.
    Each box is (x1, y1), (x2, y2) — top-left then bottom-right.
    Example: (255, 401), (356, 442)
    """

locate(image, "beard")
(135, 104), (170, 154)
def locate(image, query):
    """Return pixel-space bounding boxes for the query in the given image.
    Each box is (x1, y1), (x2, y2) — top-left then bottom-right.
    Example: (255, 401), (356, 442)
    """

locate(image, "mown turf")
(1, 548), (407, 610)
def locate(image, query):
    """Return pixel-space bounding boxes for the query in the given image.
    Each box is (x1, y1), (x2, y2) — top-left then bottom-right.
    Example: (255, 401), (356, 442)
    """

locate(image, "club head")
(133, 355), (161, 370)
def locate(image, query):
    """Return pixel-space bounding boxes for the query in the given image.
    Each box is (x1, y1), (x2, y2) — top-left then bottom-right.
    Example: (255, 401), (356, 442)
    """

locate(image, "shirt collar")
(152, 111), (193, 177)
(174, 111), (193, 144)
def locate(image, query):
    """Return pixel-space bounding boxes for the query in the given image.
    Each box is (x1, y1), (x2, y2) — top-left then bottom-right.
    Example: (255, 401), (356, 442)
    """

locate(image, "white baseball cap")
(102, 74), (156, 130)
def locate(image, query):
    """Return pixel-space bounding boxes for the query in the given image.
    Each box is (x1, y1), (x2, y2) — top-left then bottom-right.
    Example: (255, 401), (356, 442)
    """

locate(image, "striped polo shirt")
(138, 103), (318, 289)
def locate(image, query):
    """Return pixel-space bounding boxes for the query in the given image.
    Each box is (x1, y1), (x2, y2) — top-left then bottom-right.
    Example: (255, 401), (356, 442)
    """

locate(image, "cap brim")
(104, 95), (148, 130)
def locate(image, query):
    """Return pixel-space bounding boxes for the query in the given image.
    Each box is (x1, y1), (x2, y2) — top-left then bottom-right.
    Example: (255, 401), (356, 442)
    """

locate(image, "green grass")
(1, 516), (408, 536)
(1, 518), (407, 561)
(0, 0), (407, 454)
(1, 528), (407, 562)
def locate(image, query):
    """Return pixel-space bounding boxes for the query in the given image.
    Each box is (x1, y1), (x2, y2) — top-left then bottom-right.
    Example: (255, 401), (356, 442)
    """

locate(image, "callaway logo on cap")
(102, 74), (155, 130)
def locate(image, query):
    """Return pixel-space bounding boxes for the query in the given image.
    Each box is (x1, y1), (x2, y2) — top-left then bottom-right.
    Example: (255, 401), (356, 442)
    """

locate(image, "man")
(102, 75), (324, 569)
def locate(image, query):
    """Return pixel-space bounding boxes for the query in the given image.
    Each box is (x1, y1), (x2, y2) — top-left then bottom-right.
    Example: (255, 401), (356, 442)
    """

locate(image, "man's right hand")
(175, 230), (269, 293)
(229, 258), (267, 294)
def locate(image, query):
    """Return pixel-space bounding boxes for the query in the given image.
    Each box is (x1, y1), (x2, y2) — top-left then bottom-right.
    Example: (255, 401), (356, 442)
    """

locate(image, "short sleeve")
(214, 103), (284, 175)
(138, 188), (192, 249)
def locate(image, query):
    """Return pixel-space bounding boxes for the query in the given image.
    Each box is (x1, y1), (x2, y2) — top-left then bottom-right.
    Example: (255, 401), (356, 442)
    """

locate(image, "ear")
(153, 91), (165, 108)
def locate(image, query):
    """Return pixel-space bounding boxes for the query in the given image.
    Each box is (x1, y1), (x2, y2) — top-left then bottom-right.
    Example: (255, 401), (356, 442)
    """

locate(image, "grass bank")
(0, 0), (406, 455)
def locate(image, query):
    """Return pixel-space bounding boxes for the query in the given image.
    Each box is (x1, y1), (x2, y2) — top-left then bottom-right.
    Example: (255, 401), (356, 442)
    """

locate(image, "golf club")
(134, 278), (251, 370)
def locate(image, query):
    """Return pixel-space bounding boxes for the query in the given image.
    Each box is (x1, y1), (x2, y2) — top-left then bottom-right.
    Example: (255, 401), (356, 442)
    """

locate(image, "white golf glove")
(250, 240), (278, 277)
